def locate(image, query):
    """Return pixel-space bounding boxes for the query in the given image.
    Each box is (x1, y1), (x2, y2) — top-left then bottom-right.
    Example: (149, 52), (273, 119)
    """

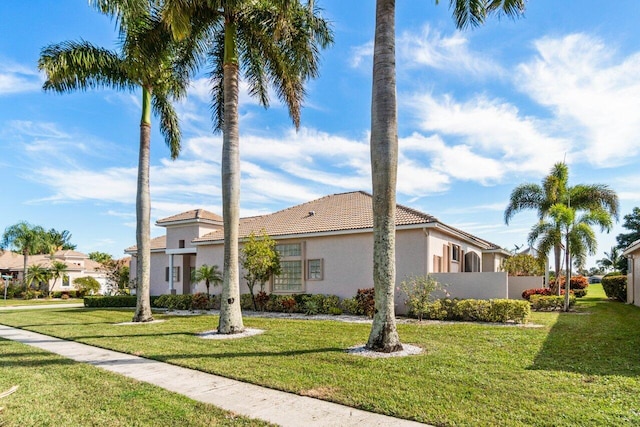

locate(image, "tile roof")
(194, 191), (440, 243)
(124, 235), (167, 253)
(156, 209), (223, 225)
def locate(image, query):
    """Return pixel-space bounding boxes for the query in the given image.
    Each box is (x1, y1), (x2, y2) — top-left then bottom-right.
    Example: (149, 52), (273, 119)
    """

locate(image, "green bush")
(414, 298), (530, 323)
(529, 295), (576, 311)
(400, 275), (440, 321)
(240, 293), (254, 310)
(601, 275), (627, 302)
(84, 296), (137, 308)
(573, 289), (588, 298)
(328, 306), (343, 315)
(191, 293), (210, 310)
(340, 297), (360, 315)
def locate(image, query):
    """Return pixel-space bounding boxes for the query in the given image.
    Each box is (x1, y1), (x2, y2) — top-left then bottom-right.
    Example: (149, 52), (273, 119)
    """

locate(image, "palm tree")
(162, 0), (332, 334)
(48, 260), (69, 297)
(505, 162), (619, 294)
(1, 222), (48, 287)
(39, 2), (195, 322)
(529, 204), (612, 310)
(366, 0), (526, 353)
(46, 229), (76, 252)
(597, 247), (624, 273)
(191, 264), (223, 297)
(25, 265), (51, 295)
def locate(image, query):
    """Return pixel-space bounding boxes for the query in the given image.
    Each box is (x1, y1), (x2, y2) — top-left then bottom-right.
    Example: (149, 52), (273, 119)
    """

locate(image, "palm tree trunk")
(554, 243), (562, 295)
(218, 19), (244, 334)
(564, 233), (571, 311)
(133, 86), (154, 322)
(366, 0), (402, 353)
(22, 251), (28, 290)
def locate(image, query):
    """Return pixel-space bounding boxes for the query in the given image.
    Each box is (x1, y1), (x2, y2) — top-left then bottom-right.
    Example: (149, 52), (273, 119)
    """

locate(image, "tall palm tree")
(505, 162), (618, 293)
(39, 2), (195, 322)
(529, 204), (612, 310)
(162, 0), (333, 334)
(46, 229), (76, 252)
(1, 222), (48, 287)
(191, 264), (223, 297)
(366, 0), (526, 353)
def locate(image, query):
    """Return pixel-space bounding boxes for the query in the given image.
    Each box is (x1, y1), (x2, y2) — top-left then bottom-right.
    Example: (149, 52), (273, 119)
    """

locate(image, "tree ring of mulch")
(198, 328), (265, 340)
(114, 319), (166, 326)
(347, 344), (423, 358)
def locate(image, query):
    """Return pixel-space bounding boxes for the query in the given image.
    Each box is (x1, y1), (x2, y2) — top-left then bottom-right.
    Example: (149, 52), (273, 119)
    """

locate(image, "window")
(62, 275), (70, 287)
(165, 266), (180, 282)
(275, 243), (301, 257)
(307, 259), (323, 280)
(178, 239), (185, 248)
(274, 260), (302, 291)
(452, 244), (461, 262)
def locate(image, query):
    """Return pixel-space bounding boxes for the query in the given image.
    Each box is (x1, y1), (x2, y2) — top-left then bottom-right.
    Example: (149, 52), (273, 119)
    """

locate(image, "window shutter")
(165, 267), (169, 282)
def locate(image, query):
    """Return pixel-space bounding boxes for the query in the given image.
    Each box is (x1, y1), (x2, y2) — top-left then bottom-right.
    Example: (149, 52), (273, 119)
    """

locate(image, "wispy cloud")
(0, 61), (42, 95)
(516, 33), (640, 167)
(398, 25), (504, 77)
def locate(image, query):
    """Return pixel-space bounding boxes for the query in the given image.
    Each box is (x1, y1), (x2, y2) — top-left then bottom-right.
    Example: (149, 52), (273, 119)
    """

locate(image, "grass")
(1, 284), (639, 426)
(0, 298), (82, 307)
(0, 339), (270, 426)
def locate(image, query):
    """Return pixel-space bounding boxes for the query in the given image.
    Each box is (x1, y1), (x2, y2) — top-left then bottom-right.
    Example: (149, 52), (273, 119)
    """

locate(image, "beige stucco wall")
(508, 276), (544, 299)
(166, 224), (218, 249)
(429, 272), (509, 300)
(192, 245), (225, 295)
(628, 252), (640, 307)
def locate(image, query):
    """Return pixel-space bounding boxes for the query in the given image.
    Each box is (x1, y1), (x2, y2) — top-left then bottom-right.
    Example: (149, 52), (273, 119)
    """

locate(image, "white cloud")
(397, 25), (503, 77)
(516, 33), (640, 166)
(349, 41), (374, 69)
(0, 61), (41, 95)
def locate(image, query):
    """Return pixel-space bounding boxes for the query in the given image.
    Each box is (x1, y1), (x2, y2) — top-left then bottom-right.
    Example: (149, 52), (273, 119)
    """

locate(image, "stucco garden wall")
(508, 276), (544, 300)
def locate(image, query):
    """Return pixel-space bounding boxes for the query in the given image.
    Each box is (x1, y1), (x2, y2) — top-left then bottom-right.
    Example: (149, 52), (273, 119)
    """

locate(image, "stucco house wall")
(623, 240), (640, 307)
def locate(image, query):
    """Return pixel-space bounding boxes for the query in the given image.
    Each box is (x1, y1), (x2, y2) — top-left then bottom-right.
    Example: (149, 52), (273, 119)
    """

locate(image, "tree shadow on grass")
(529, 300), (640, 377)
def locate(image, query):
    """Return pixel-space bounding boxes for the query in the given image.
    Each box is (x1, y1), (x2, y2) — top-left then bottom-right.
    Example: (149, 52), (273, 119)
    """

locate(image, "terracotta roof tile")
(194, 191), (439, 243)
(157, 209), (223, 225)
(125, 235), (166, 253)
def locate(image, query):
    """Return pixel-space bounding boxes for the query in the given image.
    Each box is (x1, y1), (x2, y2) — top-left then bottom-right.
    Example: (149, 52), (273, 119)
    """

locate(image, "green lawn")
(0, 339), (269, 427)
(0, 284), (638, 426)
(0, 298), (83, 307)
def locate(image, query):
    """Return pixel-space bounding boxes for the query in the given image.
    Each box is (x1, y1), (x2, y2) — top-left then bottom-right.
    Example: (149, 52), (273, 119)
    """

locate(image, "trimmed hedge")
(153, 293), (217, 310)
(417, 298), (530, 323)
(239, 293), (342, 315)
(529, 294), (576, 311)
(601, 275), (627, 302)
(84, 296), (137, 308)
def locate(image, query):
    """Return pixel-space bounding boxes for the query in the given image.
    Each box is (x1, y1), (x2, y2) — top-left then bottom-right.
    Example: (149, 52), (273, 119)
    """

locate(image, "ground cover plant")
(0, 339), (269, 427)
(0, 285), (638, 426)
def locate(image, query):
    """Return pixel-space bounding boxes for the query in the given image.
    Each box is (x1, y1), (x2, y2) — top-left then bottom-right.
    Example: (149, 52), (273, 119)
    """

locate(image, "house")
(0, 249), (107, 294)
(126, 191), (511, 311)
(623, 239), (640, 306)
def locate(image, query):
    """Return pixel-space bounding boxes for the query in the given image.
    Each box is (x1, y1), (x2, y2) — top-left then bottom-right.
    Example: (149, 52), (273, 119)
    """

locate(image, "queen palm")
(366, 0), (526, 353)
(597, 247), (625, 273)
(39, 4), (195, 322)
(48, 260), (68, 297)
(25, 265), (51, 293)
(505, 162), (618, 293)
(191, 264), (223, 297)
(1, 222), (48, 287)
(162, 0), (332, 334)
(529, 204), (612, 310)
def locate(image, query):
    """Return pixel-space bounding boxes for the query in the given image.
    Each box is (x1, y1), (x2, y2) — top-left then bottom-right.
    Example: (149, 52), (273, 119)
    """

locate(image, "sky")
(1, 0), (639, 269)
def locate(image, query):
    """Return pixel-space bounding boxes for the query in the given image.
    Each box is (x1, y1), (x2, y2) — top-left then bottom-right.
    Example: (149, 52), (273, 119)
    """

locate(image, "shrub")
(573, 289), (588, 298)
(488, 299), (530, 323)
(255, 291), (270, 311)
(340, 297), (360, 315)
(329, 306), (343, 315)
(414, 298), (530, 323)
(522, 288), (553, 300)
(453, 299), (491, 322)
(355, 288), (375, 318)
(304, 298), (320, 315)
(529, 295), (575, 311)
(320, 294), (341, 313)
(551, 275), (589, 291)
(84, 296), (137, 308)
(280, 297), (297, 313)
(73, 276), (101, 296)
(191, 293), (210, 310)
(423, 299), (454, 320)
(601, 275), (627, 302)
(400, 275), (441, 321)
(240, 293), (254, 310)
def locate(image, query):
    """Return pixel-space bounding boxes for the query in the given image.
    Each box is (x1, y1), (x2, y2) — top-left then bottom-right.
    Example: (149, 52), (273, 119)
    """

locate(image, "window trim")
(451, 244), (461, 263)
(306, 258), (323, 281)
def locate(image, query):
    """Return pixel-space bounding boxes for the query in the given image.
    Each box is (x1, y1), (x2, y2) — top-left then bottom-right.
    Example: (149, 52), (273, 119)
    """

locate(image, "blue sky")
(1, 1), (639, 268)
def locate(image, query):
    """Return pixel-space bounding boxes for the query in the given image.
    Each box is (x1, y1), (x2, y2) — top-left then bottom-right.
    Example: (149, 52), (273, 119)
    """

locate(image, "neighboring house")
(0, 250), (107, 293)
(623, 239), (640, 306)
(126, 191), (511, 310)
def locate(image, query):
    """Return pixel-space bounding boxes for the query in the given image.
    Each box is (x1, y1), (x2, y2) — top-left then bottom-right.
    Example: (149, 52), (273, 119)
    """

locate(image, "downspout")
(169, 253), (175, 295)
(423, 228), (430, 275)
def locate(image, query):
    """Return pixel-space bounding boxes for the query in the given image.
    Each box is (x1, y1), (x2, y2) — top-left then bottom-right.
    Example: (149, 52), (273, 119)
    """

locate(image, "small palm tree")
(191, 264), (223, 297)
(597, 247), (624, 273)
(25, 265), (51, 295)
(48, 260), (69, 297)
(529, 204), (612, 310)
(39, 2), (197, 322)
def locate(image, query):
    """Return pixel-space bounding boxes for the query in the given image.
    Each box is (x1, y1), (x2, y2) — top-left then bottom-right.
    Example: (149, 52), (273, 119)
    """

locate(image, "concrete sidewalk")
(0, 324), (428, 426)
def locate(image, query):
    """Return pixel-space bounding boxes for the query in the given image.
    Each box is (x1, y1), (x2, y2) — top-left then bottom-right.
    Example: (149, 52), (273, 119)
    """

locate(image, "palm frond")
(504, 183), (543, 224)
(152, 92), (181, 159)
